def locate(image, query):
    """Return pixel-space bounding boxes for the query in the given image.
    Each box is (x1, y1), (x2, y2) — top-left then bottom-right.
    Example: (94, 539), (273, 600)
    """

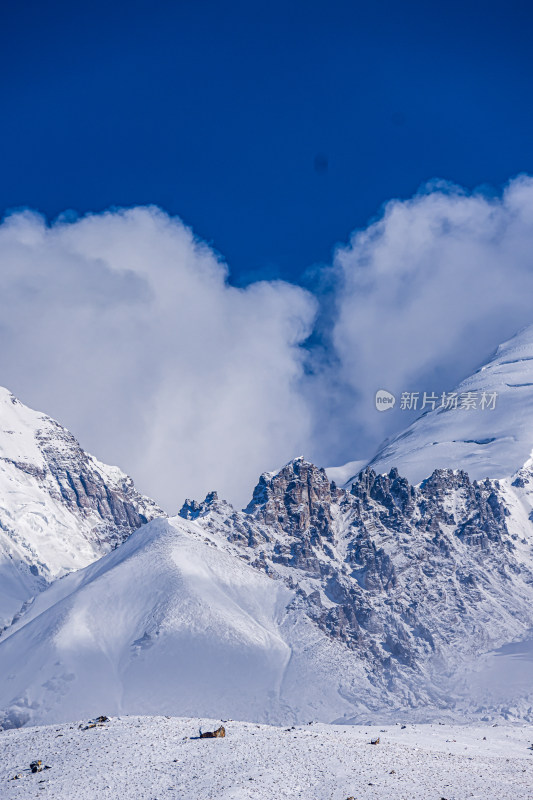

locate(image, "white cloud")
(323, 175), (533, 463)
(3, 176), (533, 507)
(0, 207), (316, 510)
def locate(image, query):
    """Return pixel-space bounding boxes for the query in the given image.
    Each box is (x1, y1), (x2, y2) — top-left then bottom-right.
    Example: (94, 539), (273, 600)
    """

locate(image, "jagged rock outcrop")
(33, 419), (160, 542)
(179, 456), (533, 708)
(179, 491), (219, 520)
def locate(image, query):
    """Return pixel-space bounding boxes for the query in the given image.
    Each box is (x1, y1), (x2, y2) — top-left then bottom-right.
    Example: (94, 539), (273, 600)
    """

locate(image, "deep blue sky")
(1, 0), (532, 284)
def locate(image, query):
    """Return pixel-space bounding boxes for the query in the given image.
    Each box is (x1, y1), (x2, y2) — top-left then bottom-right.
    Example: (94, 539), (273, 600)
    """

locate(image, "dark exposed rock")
(246, 457), (335, 537)
(179, 492), (219, 520)
(31, 422), (162, 548)
(2, 421), (163, 556)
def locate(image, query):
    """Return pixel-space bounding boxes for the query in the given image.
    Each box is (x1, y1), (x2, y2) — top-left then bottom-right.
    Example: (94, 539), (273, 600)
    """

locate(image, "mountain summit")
(0, 387), (163, 630)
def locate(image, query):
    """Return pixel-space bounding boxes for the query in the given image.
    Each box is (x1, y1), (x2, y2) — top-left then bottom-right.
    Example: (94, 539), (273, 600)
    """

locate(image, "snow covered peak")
(0, 515), (301, 728)
(0, 386), (51, 468)
(346, 324), (533, 486)
(0, 388), (163, 630)
(4, 455), (533, 727)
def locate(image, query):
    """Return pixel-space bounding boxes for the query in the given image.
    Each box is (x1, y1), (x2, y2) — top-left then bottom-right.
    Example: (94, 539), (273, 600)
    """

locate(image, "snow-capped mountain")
(0, 387), (163, 631)
(3, 454), (533, 728)
(3, 324), (533, 730)
(182, 459), (533, 720)
(352, 323), (533, 486)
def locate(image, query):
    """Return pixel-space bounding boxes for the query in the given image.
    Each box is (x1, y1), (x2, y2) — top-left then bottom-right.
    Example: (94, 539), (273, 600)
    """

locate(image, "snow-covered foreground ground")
(1, 716), (533, 800)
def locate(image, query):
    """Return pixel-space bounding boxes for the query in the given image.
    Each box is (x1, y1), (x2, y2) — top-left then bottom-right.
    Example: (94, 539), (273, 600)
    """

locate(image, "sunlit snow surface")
(342, 324), (533, 486)
(3, 505), (533, 729)
(1, 716), (533, 800)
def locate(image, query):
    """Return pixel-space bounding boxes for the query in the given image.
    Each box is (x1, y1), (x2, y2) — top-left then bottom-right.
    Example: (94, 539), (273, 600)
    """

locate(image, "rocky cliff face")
(179, 456), (533, 714)
(4, 371), (533, 721)
(34, 417), (159, 542)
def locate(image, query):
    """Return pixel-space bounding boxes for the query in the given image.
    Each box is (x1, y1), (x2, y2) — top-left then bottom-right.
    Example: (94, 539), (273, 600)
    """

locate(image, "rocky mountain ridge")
(3, 452), (532, 729)
(178, 456), (533, 717)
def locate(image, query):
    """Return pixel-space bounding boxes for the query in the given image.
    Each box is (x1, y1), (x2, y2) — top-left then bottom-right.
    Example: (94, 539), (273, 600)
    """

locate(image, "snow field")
(1, 716), (533, 800)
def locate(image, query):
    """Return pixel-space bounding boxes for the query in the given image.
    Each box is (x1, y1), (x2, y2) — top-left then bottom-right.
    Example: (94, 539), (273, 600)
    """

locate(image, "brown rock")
(200, 725), (226, 739)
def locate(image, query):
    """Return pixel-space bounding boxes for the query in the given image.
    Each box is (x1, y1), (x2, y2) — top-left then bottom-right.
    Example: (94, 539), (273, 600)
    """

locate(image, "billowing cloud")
(0, 207), (316, 510)
(2, 176), (533, 507)
(322, 175), (533, 465)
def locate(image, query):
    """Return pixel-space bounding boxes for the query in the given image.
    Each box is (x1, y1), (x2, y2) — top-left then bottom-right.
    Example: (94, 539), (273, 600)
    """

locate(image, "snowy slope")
(348, 324), (533, 487)
(0, 387), (162, 630)
(0, 515), (373, 729)
(2, 715), (533, 800)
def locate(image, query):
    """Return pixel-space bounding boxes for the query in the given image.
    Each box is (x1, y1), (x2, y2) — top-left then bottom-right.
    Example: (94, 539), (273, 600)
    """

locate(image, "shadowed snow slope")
(341, 324), (533, 487)
(0, 516), (370, 728)
(0, 387), (162, 630)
